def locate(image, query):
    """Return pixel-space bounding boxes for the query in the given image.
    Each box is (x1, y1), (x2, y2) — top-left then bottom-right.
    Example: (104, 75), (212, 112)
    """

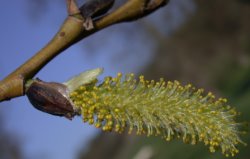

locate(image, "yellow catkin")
(70, 73), (246, 157)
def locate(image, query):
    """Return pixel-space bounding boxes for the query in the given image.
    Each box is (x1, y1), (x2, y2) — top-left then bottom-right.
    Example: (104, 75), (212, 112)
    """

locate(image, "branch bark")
(0, 0), (169, 102)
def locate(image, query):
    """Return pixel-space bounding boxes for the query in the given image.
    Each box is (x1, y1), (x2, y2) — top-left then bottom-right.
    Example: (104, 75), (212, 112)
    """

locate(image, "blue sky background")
(0, 1), (194, 159)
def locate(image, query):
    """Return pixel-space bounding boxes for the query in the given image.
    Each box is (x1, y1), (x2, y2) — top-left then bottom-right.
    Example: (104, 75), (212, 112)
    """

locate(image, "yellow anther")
(117, 72), (122, 77)
(114, 108), (120, 113)
(107, 121), (113, 126)
(139, 75), (145, 82)
(88, 119), (94, 125)
(95, 122), (101, 128)
(105, 114), (112, 120)
(80, 86), (86, 91)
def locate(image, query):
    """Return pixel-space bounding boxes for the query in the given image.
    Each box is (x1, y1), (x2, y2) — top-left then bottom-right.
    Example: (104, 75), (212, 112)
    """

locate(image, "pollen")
(69, 73), (246, 157)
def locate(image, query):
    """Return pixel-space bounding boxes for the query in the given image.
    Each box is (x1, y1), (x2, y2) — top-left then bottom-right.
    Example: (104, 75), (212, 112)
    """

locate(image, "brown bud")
(26, 79), (76, 120)
(79, 0), (115, 19)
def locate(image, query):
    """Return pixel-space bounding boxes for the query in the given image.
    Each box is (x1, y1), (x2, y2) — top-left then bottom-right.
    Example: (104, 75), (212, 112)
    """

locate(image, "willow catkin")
(70, 73), (246, 157)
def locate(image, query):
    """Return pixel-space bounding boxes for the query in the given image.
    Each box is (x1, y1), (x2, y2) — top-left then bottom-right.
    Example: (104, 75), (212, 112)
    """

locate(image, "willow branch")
(0, 0), (169, 102)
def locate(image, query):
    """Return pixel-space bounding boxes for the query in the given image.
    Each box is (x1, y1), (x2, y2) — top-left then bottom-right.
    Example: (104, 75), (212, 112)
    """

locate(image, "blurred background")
(0, 0), (250, 159)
